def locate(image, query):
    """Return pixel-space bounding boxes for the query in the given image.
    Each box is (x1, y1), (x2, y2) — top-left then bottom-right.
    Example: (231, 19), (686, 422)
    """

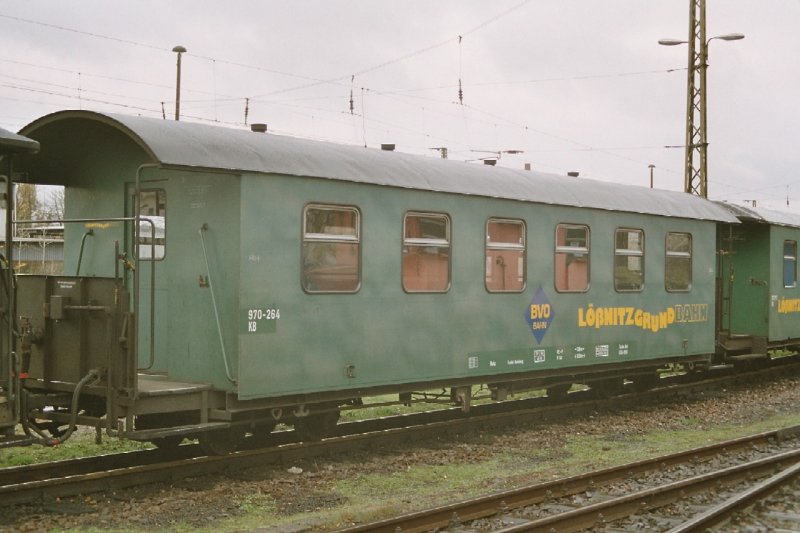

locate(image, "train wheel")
(137, 413), (189, 450)
(591, 377), (625, 398)
(199, 427), (246, 455)
(250, 421), (278, 446)
(632, 371), (660, 392)
(293, 409), (340, 442)
(546, 383), (571, 399)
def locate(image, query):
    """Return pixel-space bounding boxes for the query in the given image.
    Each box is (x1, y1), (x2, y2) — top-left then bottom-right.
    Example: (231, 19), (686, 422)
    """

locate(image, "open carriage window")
(555, 224), (589, 292)
(486, 218), (525, 292)
(302, 204), (361, 293)
(137, 189), (166, 260)
(403, 212), (451, 292)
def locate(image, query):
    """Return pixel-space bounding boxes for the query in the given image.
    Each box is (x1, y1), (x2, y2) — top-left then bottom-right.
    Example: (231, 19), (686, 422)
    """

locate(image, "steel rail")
(666, 460), (800, 533)
(2, 362), (799, 508)
(335, 426), (800, 533)
(491, 448), (800, 533)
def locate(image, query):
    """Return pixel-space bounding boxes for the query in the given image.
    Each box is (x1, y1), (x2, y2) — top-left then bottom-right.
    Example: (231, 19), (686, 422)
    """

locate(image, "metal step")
(125, 421), (230, 441)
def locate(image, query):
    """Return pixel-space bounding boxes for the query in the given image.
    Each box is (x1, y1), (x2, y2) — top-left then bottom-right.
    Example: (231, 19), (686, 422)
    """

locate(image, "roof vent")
(381, 143), (395, 151)
(567, 171), (580, 177)
(251, 123), (267, 133)
(524, 163), (531, 171)
(483, 159), (497, 166)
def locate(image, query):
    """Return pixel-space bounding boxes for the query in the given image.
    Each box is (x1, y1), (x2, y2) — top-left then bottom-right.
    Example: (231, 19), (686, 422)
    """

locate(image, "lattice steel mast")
(683, 0), (707, 198)
(660, 1), (743, 198)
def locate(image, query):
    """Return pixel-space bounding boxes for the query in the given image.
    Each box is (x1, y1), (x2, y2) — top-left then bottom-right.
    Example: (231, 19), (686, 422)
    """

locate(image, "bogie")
(293, 409), (341, 442)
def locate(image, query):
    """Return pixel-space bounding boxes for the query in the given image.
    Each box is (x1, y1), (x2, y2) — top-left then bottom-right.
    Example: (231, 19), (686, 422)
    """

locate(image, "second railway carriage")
(5, 110), (739, 452)
(716, 203), (800, 357)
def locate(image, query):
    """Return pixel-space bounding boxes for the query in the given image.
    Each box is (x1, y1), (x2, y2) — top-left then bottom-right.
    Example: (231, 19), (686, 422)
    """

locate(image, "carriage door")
(716, 224), (735, 337)
(127, 186), (169, 372)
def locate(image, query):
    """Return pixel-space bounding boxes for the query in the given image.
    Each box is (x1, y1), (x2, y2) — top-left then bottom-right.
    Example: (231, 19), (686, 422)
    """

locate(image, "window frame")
(301, 203), (362, 294)
(783, 239), (797, 289)
(485, 217), (526, 293)
(402, 211), (451, 293)
(554, 223), (590, 293)
(136, 188), (166, 262)
(665, 231), (693, 293)
(614, 227), (645, 293)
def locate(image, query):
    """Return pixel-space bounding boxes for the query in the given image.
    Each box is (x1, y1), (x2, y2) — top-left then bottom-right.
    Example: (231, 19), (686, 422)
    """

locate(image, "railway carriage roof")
(716, 202), (800, 229)
(22, 110), (738, 223)
(0, 126), (39, 155)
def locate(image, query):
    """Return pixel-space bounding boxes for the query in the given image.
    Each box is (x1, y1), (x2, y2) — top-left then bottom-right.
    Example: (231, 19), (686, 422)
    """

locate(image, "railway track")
(1, 361), (798, 510)
(337, 426), (800, 532)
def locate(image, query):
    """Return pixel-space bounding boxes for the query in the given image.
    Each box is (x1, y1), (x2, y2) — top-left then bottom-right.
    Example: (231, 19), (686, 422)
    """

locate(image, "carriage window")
(302, 204), (360, 293)
(486, 218), (525, 292)
(614, 228), (644, 292)
(783, 240), (797, 288)
(666, 232), (692, 292)
(555, 224), (589, 292)
(138, 189), (166, 260)
(403, 212), (450, 292)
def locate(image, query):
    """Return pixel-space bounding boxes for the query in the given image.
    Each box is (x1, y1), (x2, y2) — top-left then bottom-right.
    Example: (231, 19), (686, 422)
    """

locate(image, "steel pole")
(172, 46), (186, 121)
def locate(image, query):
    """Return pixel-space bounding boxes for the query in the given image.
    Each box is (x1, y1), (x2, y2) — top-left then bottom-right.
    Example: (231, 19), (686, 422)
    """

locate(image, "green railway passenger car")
(717, 204), (800, 356)
(1, 111), (747, 451)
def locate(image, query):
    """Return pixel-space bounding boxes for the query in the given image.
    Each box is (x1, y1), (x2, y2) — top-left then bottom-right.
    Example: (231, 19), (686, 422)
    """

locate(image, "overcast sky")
(1, 1), (797, 211)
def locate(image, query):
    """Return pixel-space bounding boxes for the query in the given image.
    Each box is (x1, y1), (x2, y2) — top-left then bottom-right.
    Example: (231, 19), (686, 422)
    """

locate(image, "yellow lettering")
(585, 304), (596, 328)
(531, 304), (552, 320)
(595, 307), (605, 329)
(625, 307), (635, 325)
(575, 303), (708, 331)
(659, 311), (668, 330)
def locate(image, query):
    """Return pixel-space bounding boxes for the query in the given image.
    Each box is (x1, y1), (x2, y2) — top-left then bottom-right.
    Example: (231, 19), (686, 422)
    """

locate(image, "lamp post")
(172, 45), (187, 121)
(659, 1), (743, 199)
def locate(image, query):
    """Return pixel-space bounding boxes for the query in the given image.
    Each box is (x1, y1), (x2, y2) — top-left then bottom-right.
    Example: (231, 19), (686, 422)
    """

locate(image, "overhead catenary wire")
(1, 7), (752, 193)
(1, 71), (688, 181)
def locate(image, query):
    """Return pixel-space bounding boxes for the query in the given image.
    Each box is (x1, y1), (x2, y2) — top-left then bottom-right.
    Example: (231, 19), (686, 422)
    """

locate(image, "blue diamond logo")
(525, 285), (554, 344)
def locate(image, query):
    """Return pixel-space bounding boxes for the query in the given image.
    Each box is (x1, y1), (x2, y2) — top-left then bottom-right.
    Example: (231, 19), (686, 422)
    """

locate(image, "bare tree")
(36, 186), (64, 220)
(14, 183), (38, 236)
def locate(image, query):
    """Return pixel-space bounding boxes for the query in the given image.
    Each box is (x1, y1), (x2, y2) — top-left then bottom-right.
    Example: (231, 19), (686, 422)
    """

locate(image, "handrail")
(133, 163), (159, 390)
(198, 224), (236, 384)
(134, 217), (157, 371)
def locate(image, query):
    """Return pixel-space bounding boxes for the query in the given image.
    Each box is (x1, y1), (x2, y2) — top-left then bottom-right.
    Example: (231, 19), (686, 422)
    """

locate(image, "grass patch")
(272, 411), (800, 531)
(0, 426), (151, 468)
(235, 492), (277, 514)
(339, 388), (549, 422)
(560, 412), (800, 477)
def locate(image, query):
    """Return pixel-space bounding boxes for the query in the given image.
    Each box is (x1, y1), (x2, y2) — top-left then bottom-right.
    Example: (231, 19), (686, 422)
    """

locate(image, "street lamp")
(172, 45), (187, 121)
(658, 33), (744, 47)
(659, 22), (743, 198)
